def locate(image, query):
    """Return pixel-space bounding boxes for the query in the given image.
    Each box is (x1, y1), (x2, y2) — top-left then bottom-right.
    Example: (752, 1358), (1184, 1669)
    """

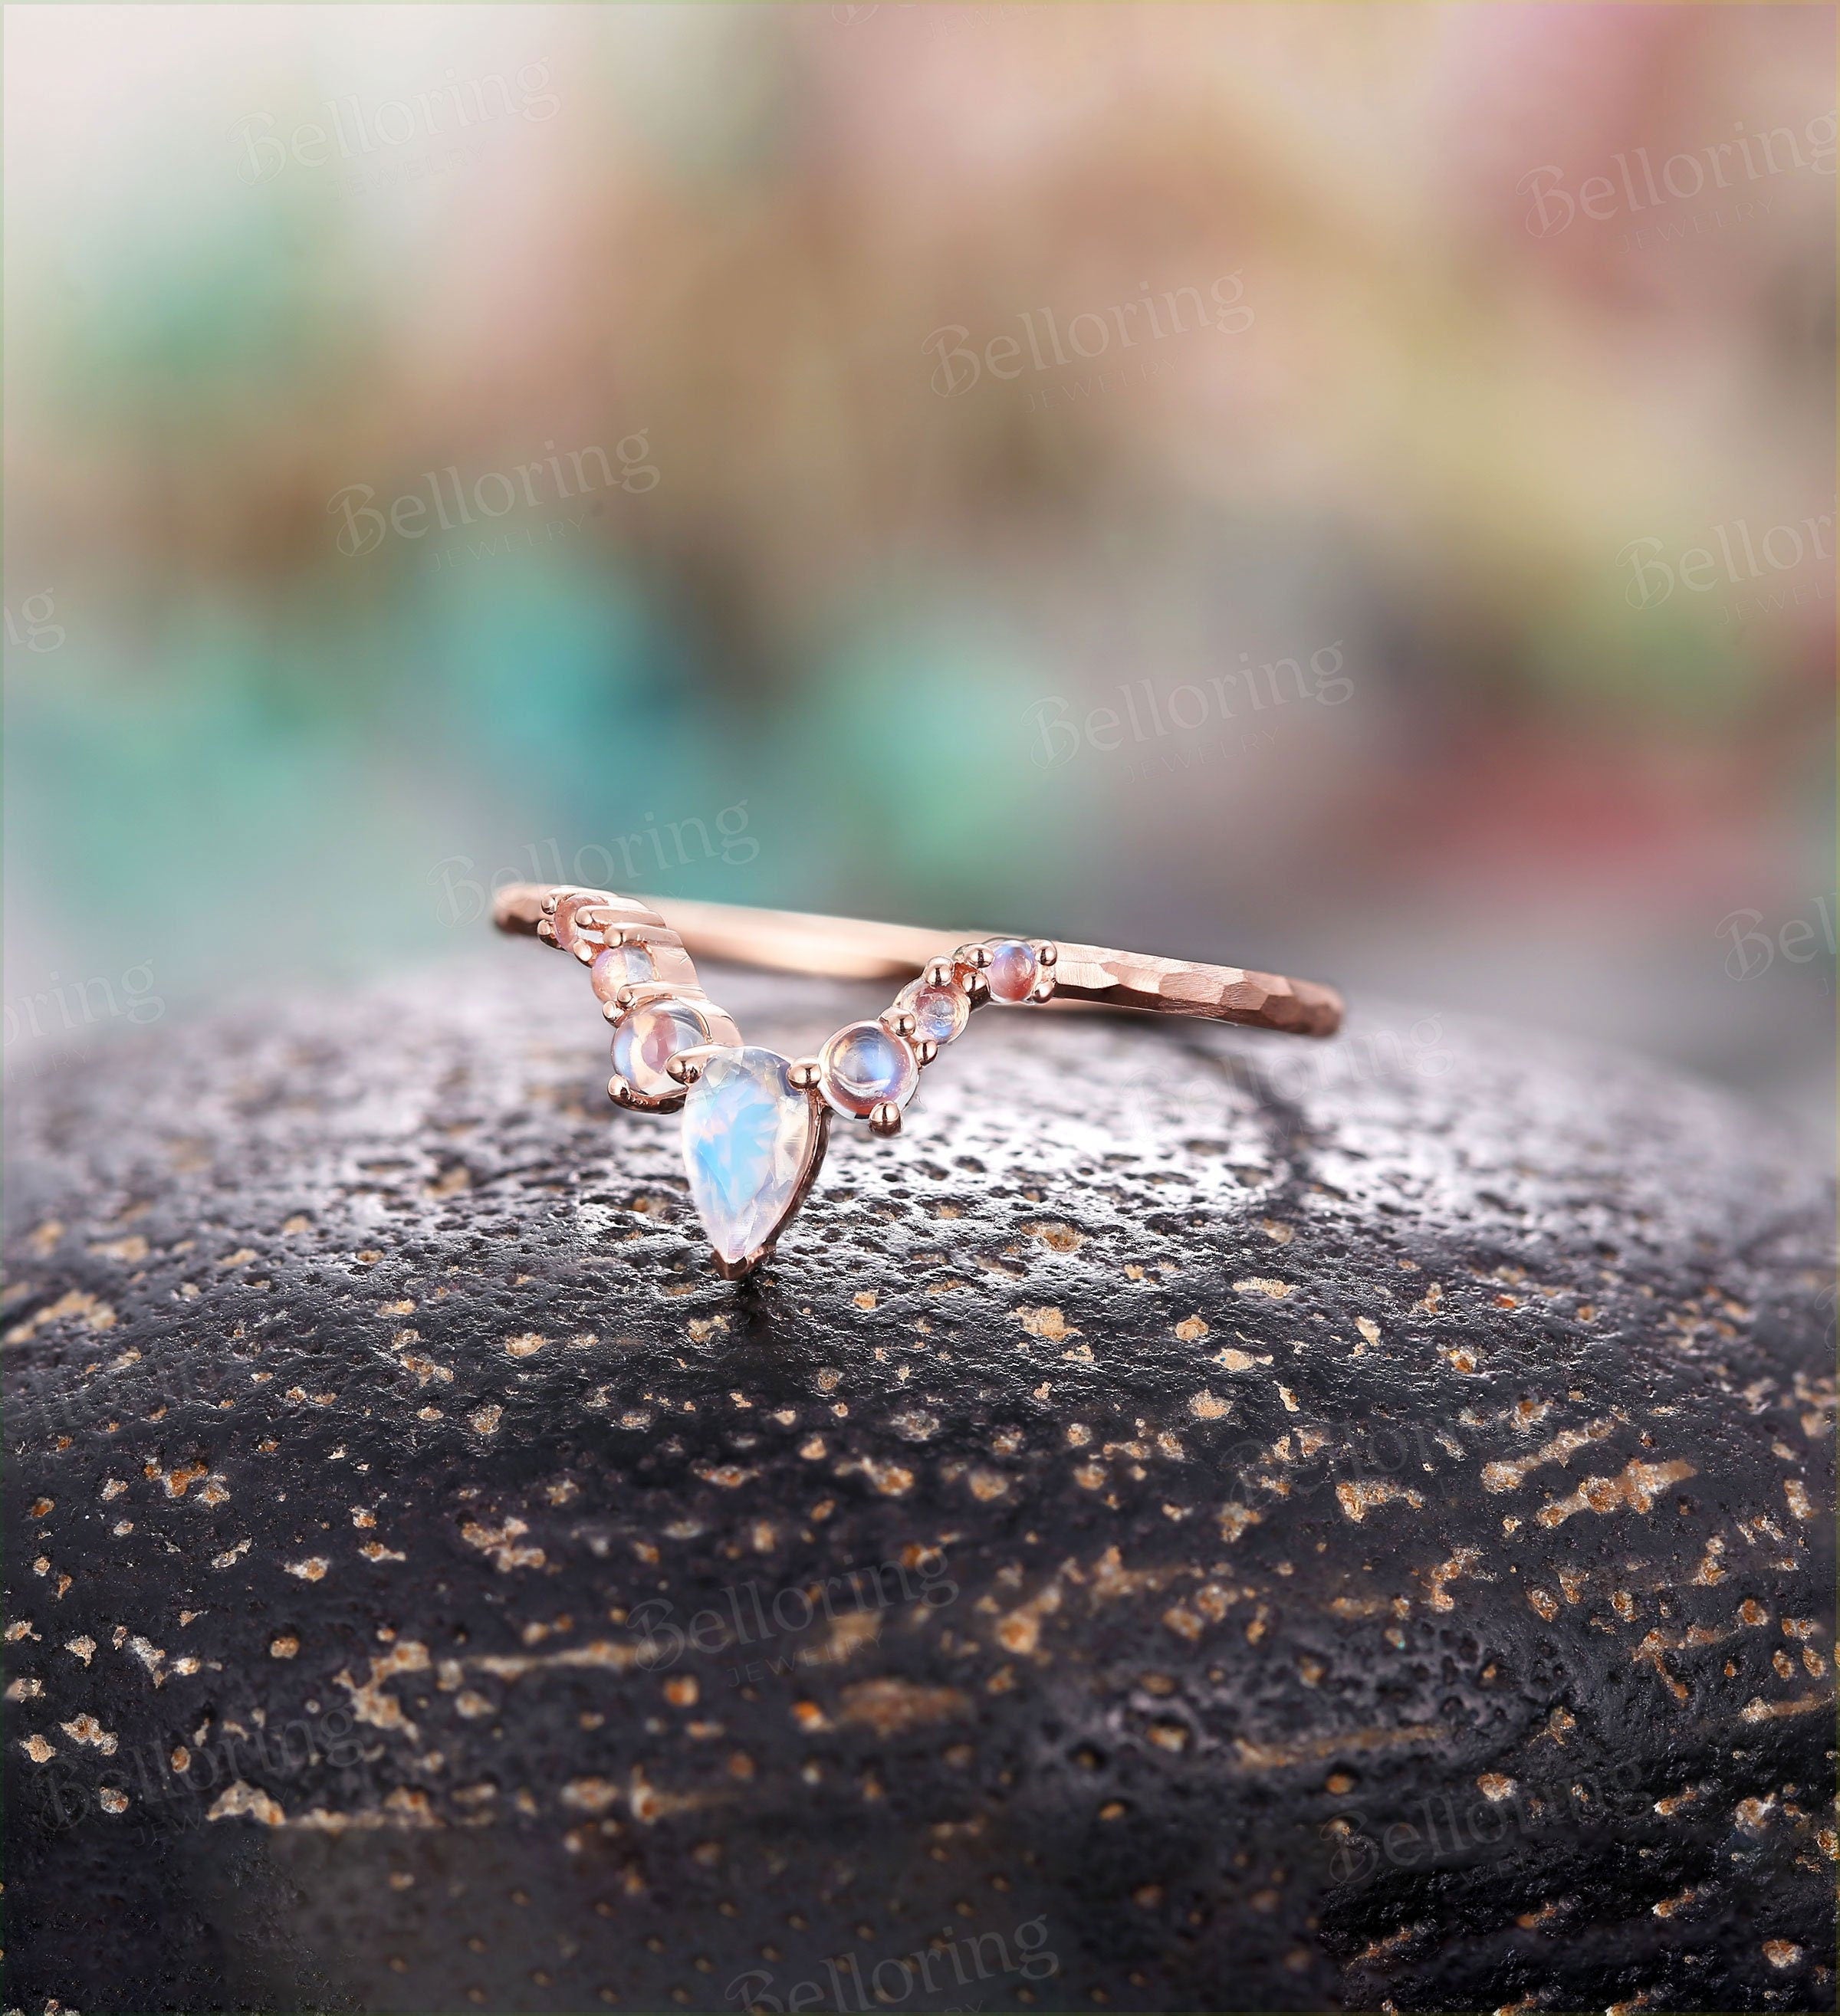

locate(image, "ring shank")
(492, 886), (1342, 1038)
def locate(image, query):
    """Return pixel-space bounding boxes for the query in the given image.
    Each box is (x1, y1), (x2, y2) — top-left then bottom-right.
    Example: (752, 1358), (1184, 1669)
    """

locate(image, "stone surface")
(682, 1047), (821, 1267)
(2, 961), (1835, 2015)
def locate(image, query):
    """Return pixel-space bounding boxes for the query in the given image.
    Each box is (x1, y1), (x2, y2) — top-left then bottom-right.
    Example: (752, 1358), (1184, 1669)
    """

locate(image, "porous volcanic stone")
(3, 962), (1835, 2014)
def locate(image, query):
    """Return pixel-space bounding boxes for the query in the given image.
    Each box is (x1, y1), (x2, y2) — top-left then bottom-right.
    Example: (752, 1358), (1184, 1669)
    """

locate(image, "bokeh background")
(5, 2), (1835, 1140)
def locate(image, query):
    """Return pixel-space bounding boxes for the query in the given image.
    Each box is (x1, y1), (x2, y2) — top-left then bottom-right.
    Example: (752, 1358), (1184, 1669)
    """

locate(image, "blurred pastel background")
(5, 3), (1834, 1137)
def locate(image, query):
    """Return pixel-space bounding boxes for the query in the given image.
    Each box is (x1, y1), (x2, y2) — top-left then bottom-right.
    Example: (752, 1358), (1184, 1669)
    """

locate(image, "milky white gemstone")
(986, 938), (1040, 1003)
(682, 1048), (820, 1267)
(898, 981), (968, 1047)
(820, 1020), (919, 1119)
(612, 998), (709, 1096)
(590, 941), (656, 1002)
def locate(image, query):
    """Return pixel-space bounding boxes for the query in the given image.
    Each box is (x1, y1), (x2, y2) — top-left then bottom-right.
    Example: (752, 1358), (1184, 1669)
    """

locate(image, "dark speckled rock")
(3, 960), (1835, 2014)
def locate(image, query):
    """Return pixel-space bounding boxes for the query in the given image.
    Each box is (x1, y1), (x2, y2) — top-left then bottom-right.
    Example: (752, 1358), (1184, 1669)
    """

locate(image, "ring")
(494, 886), (1344, 1279)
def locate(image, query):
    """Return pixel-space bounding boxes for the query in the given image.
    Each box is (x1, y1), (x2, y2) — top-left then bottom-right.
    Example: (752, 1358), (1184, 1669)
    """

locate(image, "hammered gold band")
(492, 887), (1343, 1038)
(492, 885), (1342, 1277)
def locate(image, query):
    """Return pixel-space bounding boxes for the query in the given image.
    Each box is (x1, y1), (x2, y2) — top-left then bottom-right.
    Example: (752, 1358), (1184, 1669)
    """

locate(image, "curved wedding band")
(495, 885), (1342, 1278)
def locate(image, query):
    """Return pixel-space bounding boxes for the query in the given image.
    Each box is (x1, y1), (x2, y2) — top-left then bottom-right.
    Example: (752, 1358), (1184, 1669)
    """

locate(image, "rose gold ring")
(494, 885), (1343, 1279)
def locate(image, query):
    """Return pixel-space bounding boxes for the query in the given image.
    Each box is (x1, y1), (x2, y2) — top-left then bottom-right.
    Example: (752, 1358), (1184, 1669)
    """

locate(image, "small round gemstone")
(590, 941), (656, 1002)
(820, 1020), (920, 1120)
(552, 892), (596, 957)
(986, 939), (1040, 1004)
(897, 981), (968, 1047)
(612, 999), (709, 1097)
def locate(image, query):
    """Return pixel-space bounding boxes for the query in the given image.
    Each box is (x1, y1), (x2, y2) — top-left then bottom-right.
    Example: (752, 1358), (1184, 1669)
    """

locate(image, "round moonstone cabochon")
(611, 998), (709, 1097)
(819, 1020), (920, 1119)
(899, 981), (969, 1047)
(986, 938), (1040, 1003)
(590, 941), (656, 1002)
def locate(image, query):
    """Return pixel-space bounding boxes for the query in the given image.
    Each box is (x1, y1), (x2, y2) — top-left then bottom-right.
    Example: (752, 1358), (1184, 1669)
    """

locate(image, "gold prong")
(601, 1000), (623, 1023)
(868, 1101), (903, 1138)
(1030, 977), (1056, 1004)
(789, 1058), (823, 1090)
(959, 944), (993, 970)
(886, 1010), (919, 1039)
(1036, 941), (1059, 967)
(608, 1075), (638, 1107)
(915, 1039), (939, 1067)
(540, 894), (560, 915)
(614, 986), (638, 1011)
(923, 957), (956, 989)
(536, 919), (558, 944)
(666, 1055), (702, 1086)
(964, 974), (991, 1007)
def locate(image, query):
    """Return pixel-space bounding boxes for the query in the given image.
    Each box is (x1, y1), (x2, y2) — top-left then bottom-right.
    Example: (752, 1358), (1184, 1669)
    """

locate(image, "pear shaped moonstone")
(682, 1049), (822, 1269)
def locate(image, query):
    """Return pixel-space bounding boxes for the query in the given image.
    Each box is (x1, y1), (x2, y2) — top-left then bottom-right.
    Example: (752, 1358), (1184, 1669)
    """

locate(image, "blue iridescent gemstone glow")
(820, 1020), (919, 1120)
(682, 1048), (819, 1266)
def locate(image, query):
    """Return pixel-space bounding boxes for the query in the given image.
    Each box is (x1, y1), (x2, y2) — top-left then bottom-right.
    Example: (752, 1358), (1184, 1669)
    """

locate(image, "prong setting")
(817, 1020), (920, 1122)
(985, 937), (1043, 1004)
(501, 878), (1345, 1278)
